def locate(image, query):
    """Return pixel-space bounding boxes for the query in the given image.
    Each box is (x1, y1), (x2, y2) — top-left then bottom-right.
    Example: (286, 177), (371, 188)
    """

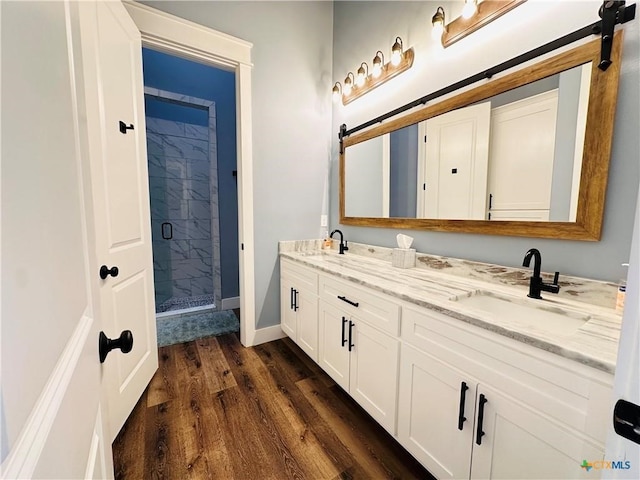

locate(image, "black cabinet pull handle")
(348, 320), (355, 351)
(119, 121), (135, 134)
(338, 295), (359, 307)
(99, 330), (133, 363)
(161, 222), (173, 240)
(341, 317), (348, 346)
(99, 265), (119, 279)
(476, 394), (488, 445)
(290, 287), (295, 310)
(294, 289), (299, 312)
(458, 382), (469, 430)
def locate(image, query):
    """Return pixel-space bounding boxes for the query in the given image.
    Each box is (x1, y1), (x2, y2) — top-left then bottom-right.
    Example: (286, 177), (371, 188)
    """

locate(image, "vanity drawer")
(281, 258), (318, 294)
(319, 274), (400, 336)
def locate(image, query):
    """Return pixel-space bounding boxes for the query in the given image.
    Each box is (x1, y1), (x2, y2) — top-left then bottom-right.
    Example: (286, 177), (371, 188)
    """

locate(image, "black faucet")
(522, 248), (560, 299)
(330, 229), (349, 254)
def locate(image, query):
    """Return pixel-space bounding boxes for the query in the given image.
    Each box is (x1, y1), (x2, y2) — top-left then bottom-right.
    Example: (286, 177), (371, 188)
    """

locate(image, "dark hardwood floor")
(113, 331), (434, 479)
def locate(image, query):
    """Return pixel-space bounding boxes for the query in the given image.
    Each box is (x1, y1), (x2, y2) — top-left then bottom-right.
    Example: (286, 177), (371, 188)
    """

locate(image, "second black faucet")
(330, 229), (349, 254)
(522, 248), (560, 299)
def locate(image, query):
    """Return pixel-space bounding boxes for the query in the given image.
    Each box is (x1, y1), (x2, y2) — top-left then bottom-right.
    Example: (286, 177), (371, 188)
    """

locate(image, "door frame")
(123, 1), (258, 346)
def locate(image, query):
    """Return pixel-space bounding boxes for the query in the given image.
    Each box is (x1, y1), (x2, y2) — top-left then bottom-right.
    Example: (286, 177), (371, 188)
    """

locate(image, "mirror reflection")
(344, 63), (592, 222)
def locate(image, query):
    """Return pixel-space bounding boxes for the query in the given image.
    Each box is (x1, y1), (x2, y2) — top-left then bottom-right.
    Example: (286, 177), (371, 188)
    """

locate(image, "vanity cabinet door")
(318, 300), (350, 390)
(280, 277), (297, 339)
(470, 383), (603, 480)
(280, 259), (319, 361)
(349, 319), (400, 435)
(296, 288), (318, 361)
(398, 344), (475, 480)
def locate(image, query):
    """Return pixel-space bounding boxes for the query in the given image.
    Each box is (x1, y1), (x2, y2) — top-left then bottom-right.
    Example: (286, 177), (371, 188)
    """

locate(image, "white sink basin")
(450, 290), (590, 336)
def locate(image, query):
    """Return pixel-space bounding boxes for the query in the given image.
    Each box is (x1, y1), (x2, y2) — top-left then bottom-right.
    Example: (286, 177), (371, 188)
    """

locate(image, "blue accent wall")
(142, 48), (239, 299)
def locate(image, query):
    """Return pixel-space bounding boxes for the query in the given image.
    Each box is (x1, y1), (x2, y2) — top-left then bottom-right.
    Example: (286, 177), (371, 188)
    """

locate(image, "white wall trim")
(221, 296), (240, 311)
(1, 314), (93, 479)
(252, 325), (286, 346)
(123, 1), (252, 68)
(123, 1), (258, 347)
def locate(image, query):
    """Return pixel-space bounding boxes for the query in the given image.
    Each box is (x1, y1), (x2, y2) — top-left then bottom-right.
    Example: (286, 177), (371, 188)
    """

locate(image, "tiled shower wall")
(147, 116), (215, 308)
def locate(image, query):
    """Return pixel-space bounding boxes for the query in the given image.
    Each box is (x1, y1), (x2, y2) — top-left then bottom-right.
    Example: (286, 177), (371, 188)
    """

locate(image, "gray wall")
(332, 1), (639, 282)
(144, 1), (334, 329)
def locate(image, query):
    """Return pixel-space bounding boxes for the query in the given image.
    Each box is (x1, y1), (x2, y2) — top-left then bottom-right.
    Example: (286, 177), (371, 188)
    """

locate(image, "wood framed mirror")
(339, 32), (623, 241)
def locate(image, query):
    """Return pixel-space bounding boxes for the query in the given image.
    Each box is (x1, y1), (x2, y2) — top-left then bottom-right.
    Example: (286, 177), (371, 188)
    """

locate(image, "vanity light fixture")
(356, 62), (369, 87)
(461, 0), (478, 19)
(332, 82), (342, 102)
(343, 72), (354, 96)
(433, 0), (527, 48)
(431, 6), (446, 41)
(391, 36), (404, 66)
(332, 36), (414, 106)
(372, 51), (384, 78)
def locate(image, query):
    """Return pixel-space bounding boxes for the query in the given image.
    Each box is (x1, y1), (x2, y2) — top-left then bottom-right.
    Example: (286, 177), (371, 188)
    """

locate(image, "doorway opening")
(141, 48), (240, 332)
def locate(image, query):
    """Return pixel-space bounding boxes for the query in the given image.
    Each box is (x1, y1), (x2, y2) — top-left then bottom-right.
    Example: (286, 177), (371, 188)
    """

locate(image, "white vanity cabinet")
(398, 304), (610, 480)
(280, 258), (319, 361)
(280, 252), (614, 480)
(318, 275), (401, 435)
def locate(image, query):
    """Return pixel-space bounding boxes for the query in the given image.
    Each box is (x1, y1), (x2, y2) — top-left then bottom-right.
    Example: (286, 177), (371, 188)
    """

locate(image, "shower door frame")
(124, 1), (265, 346)
(144, 87), (223, 313)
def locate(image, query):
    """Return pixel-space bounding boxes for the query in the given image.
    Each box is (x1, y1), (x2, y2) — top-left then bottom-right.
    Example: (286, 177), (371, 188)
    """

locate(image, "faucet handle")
(553, 271), (560, 285)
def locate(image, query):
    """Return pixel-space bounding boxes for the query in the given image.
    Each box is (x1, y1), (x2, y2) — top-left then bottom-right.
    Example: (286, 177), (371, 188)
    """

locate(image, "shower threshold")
(156, 294), (215, 315)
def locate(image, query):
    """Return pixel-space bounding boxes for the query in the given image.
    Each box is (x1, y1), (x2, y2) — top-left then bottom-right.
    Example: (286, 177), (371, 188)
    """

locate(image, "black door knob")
(99, 330), (133, 363)
(99, 265), (119, 279)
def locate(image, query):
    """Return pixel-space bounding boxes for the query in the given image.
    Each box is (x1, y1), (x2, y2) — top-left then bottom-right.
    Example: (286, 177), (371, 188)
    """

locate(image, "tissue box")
(392, 248), (416, 268)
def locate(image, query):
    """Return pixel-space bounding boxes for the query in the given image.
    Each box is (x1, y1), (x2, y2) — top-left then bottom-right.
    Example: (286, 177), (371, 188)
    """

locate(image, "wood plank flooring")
(113, 332), (434, 479)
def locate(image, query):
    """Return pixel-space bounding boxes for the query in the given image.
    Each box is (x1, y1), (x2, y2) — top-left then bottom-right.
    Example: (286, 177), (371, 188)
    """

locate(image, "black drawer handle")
(476, 394), (488, 445)
(290, 287), (295, 310)
(341, 317), (348, 346)
(294, 289), (299, 312)
(338, 295), (359, 307)
(348, 320), (355, 352)
(458, 382), (469, 430)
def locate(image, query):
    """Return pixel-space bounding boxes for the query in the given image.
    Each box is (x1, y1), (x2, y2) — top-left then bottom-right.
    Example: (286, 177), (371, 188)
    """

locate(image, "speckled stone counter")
(279, 240), (622, 374)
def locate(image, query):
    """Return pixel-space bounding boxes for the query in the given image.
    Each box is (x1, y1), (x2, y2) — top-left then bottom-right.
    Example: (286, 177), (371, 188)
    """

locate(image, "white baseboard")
(251, 324), (286, 346)
(221, 296), (240, 311)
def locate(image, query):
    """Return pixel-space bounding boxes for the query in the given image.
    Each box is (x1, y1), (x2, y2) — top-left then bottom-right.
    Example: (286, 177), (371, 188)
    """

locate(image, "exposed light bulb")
(431, 7), (446, 42)
(432, 21), (444, 41)
(332, 83), (341, 102)
(391, 37), (403, 67)
(462, 0), (477, 19)
(372, 52), (384, 78)
(343, 74), (353, 95)
(356, 63), (367, 87)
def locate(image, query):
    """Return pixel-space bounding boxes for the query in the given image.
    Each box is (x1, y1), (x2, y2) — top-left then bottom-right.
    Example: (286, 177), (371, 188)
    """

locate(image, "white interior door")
(1, 1), (112, 477)
(422, 102), (491, 220)
(604, 189), (640, 479)
(488, 90), (558, 220)
(77, 0), (158, 440)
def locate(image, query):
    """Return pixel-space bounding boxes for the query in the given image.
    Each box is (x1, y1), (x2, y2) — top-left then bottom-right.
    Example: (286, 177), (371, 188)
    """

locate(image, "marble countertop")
(279, 240), (622, 374)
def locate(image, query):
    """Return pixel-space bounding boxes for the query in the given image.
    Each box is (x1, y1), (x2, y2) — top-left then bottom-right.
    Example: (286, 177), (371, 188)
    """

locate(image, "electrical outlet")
(320, 215), (328, 227)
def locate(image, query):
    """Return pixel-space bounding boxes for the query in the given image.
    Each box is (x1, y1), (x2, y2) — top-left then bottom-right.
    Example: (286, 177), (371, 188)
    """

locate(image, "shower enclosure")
(144, 87), (222, 313)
